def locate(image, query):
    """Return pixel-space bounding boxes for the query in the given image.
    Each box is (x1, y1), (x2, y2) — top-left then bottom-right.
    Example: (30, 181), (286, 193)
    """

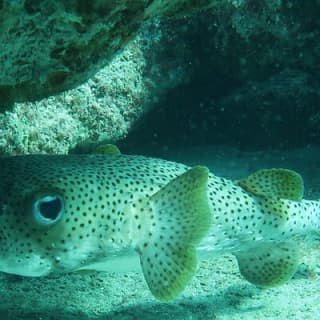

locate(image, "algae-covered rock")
(0, 19), (195, 155)
(1, 1), (319, 154)
(0, 37), (146, 154)
(0, 0), (215, 108)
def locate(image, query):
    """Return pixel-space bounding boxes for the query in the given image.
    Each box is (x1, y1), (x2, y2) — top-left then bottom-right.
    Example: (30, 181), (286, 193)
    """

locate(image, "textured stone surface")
(0, 20), (194, 155)
(0, 0), (214, 108)
(1, 1), (319, 154)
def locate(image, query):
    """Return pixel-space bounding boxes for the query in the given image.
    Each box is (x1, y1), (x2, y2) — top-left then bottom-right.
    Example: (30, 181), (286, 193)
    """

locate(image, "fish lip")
(0, 255), (53, 277)
(0, 266), (52, 277)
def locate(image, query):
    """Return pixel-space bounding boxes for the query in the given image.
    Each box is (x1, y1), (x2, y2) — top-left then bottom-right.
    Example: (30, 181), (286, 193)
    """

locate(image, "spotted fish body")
(0, 154), (211, 301)
(0, 154), (319, 299)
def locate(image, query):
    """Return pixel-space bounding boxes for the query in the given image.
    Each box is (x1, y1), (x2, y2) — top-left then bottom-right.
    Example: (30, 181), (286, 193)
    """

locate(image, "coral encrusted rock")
(0, 0), (214, 108)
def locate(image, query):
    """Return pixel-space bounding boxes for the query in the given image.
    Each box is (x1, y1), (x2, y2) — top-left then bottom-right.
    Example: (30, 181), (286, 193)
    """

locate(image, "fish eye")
(32, 195), (64, 226)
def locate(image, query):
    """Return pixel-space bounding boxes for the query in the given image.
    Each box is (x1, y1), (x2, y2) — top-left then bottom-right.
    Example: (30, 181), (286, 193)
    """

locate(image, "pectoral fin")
(132, 166), (211, 301)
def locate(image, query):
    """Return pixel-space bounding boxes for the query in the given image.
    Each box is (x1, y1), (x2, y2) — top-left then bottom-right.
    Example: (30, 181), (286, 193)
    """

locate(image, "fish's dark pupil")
(39, 197), (62, 220)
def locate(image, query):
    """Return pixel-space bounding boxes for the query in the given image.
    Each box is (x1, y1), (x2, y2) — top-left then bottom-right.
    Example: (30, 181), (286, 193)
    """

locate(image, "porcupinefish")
(0, 153), (319, 301)
(0, 153), (210, 301)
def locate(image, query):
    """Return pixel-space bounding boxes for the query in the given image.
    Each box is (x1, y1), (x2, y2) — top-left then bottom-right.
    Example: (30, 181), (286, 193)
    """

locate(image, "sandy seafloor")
(1, 145), (319, 320)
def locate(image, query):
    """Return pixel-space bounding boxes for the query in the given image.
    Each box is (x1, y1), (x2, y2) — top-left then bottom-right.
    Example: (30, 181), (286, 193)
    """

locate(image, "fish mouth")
(0, 255), (52, 277)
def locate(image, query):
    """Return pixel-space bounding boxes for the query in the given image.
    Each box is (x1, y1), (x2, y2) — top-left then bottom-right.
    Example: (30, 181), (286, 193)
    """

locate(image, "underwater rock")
(0, 17), (197, 155)
(158, 1), (320, 87)
(0, 37), (149, 154)
(0, 0), (215, 108)
(121, 1), (320, 151)
(1, 1), (319, 154)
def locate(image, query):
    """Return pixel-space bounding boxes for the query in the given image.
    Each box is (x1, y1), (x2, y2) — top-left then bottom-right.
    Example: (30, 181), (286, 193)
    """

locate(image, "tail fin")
(132, 166), (211, 301)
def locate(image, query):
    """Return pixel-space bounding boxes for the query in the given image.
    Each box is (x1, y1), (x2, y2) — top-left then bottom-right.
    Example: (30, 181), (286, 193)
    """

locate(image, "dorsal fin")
(94, 144), (121, 155)
(236, 169), (304, 201)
